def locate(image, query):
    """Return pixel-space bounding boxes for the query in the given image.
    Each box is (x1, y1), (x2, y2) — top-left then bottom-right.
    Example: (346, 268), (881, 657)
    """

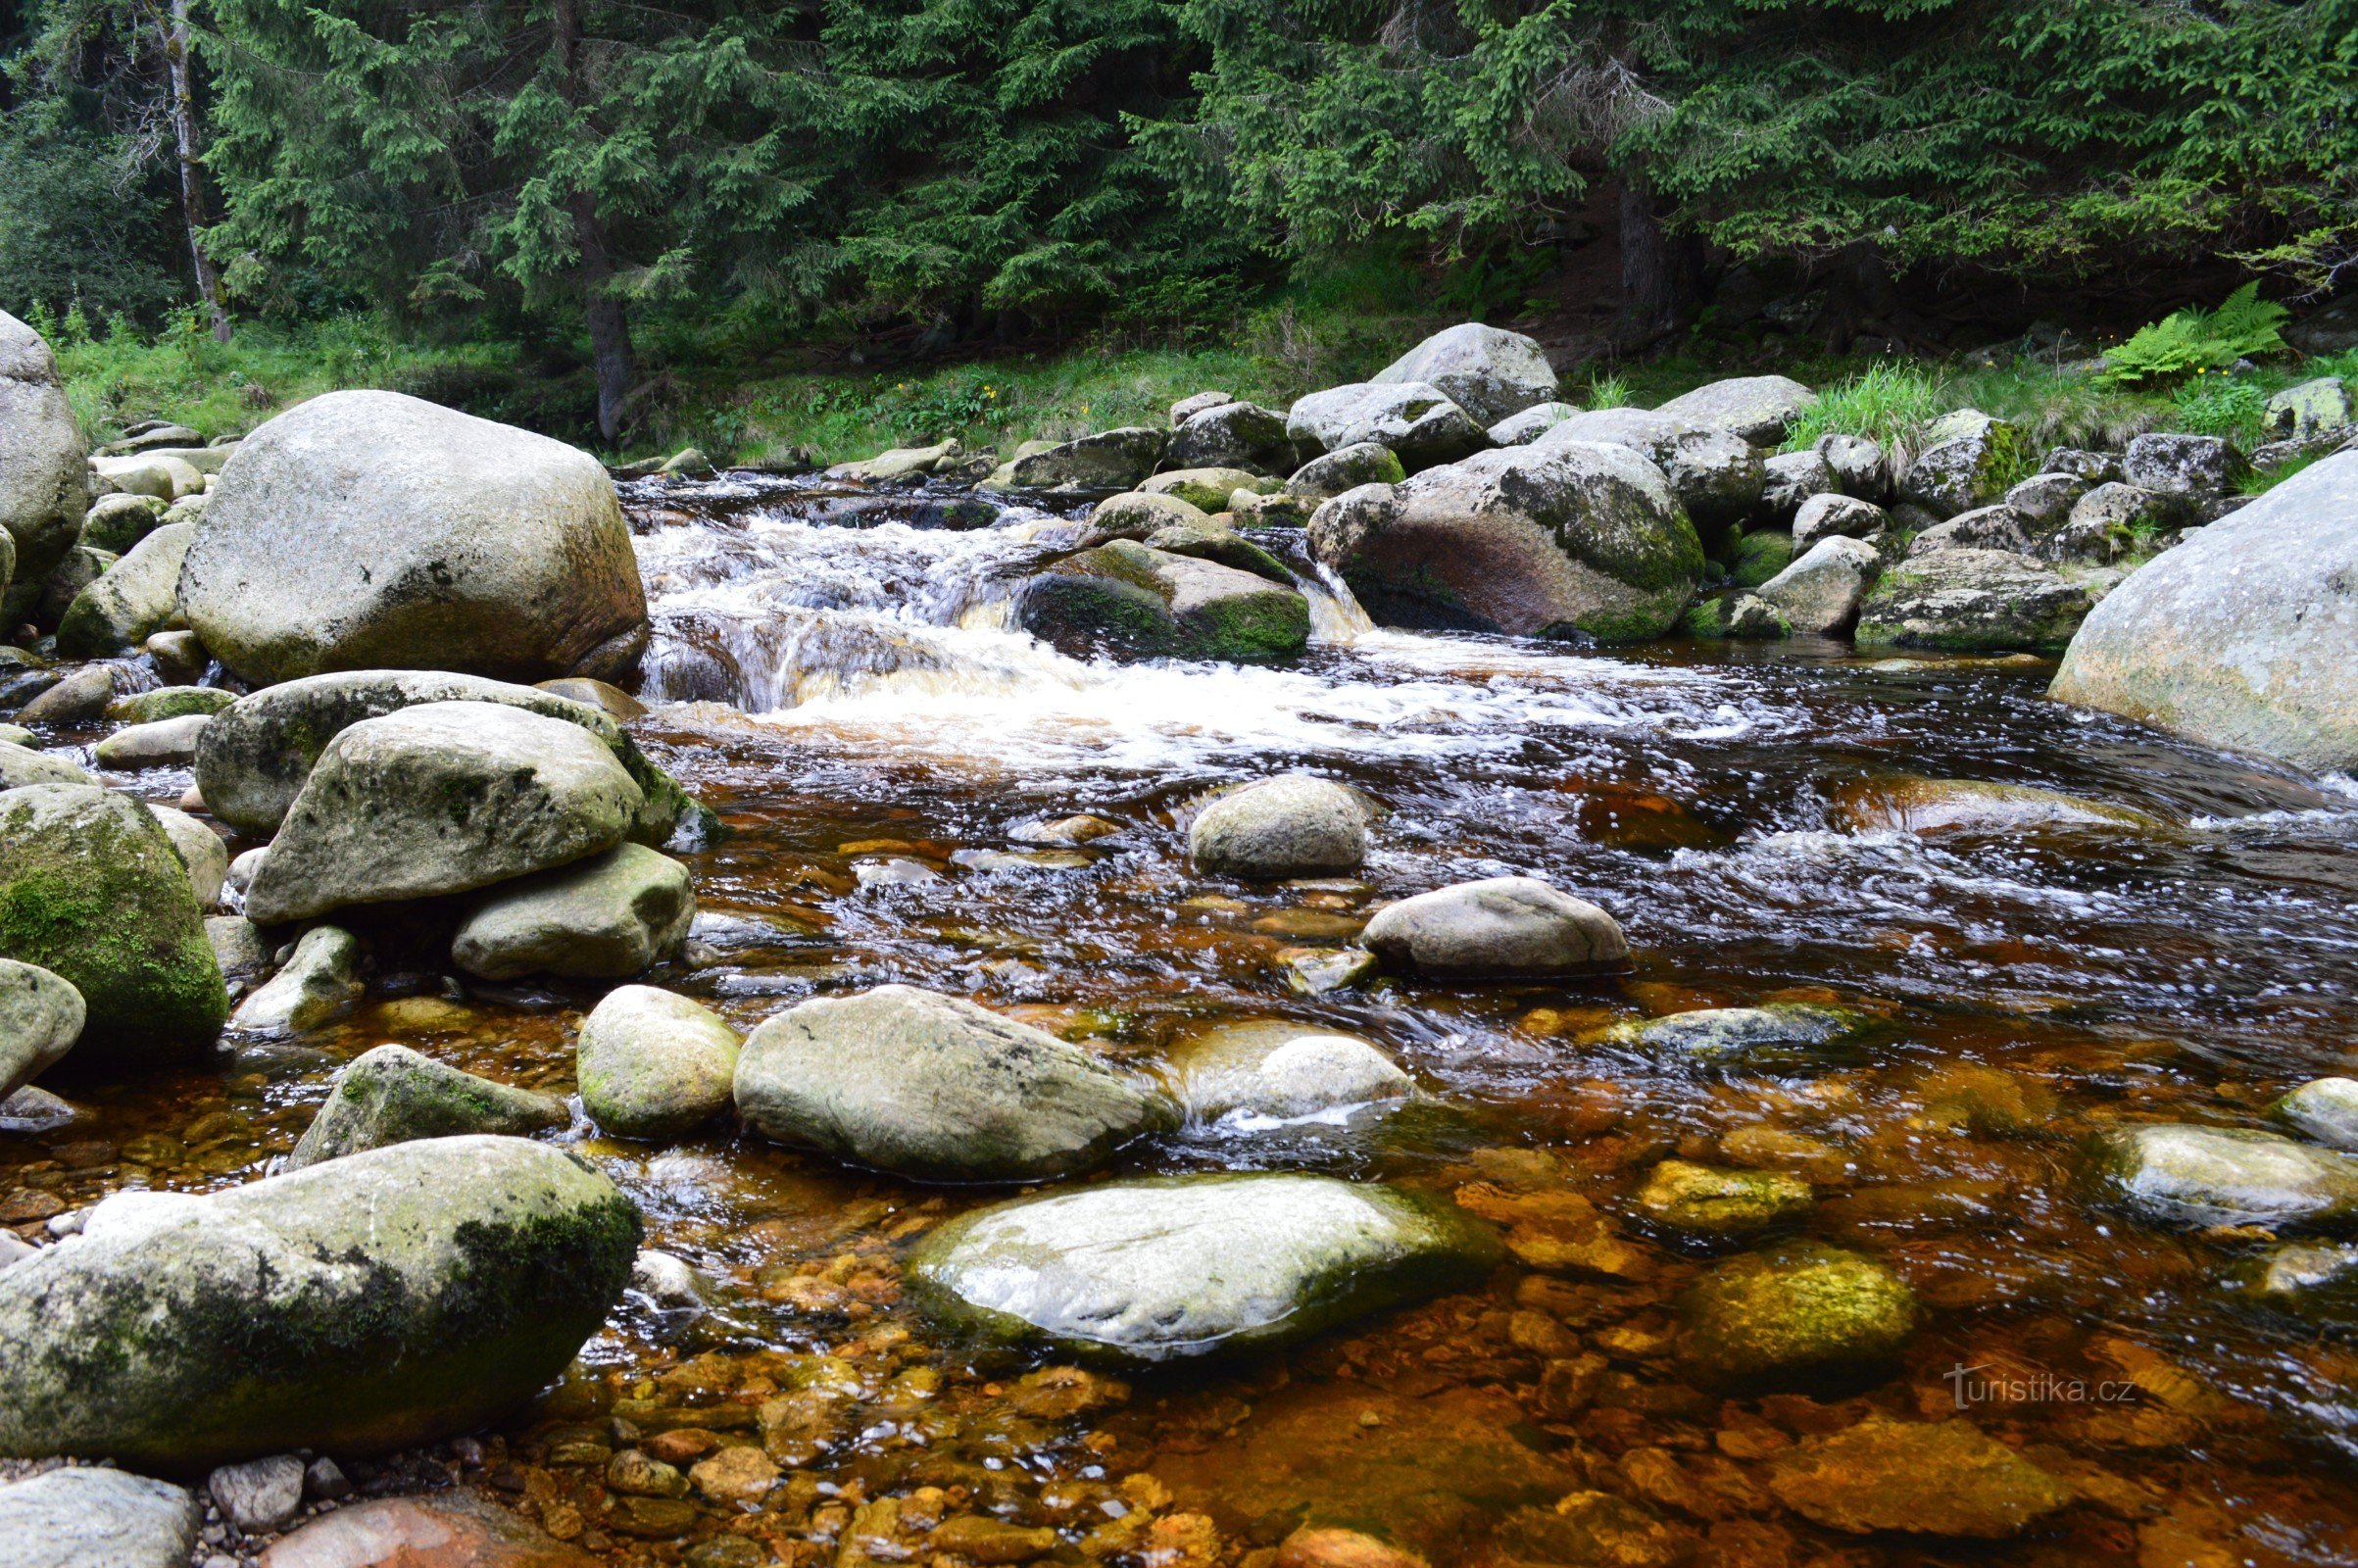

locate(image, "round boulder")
(577, 986), (742, 1140)
(1362, 876), (1627, 978)
(1371, 323), (1559, 427)
(177, 390), (650, 686)
(1166, 1020), (1411, 1122)
(1653, 375), (1817, 447)
(0, 310), (89, 625)
(1189, 775), (1368, 878)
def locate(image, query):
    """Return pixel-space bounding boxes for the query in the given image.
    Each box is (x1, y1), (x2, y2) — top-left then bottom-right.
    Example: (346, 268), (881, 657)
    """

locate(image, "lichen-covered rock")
(0, 783), (225, 1062)
(228, 925), (360, 1035)
(1757, 536), (1880, 635)
(286, 1045), (568, 1169)
(451, 843), (695, 981)
(2043, 482), (2172, 565)
(2002, 472), (2089, 531)
(1165, 402), (1295, 474)
(1139, 468), (1273, 514)
(0, 1465), (200, 1568)
(1535, 409), (1764, 527)
(194, 668), (691, 844)
(1287, 442), (1408, 501)
(1854, 548), (2091, 652)
(1371, 323), (1559, 426)
(1899, 411), (2031, 518)
(2266, 376), (2351, 440)
(906, 1174), (1498, 1363)
(2089, 1123), (2358, 1230)
(2271, 1077), (2358, 1152)
(1165, 1021), (1410, 1122)
(2122, 431), (2246, 497)
(2042, 447), (2123, 484)
(1677, 1242), (1919, 1381)
(1170, 391), (1235, 427)
(1488, 402), (1580, 447)
(1286, 383), (1488, 473)
(1761, 450), (1839, 521)
(243, 702), (644, 926)
(996, 428), (1166, 496)
(57, 521), (195, 658)
(1636, 1160), (1813, 1237)
(0, 957), (81, 1100)
(735, 985), (1177, 1181)
(1729, 529), (1793, 590)
(1308, 443), (1702, 643)
(0, 311), (89, 626)
(1767, 1417), (2072, 1538)
(1189, 775), (1367, 878)
(1596, 1004), (1874, 1067)
(1815, 432), (1890, 500)
(1362, 876), (1627, 978)
(1014, 540), (1308, 662)
(577, 985), (741, 1140)
(1905, 504), (2031, 558)
(177, 390), (650, 686)
(0, 1135), (637, 1468)
(2049, 452), (2358, 773)
(1654, 376), (1817, 446)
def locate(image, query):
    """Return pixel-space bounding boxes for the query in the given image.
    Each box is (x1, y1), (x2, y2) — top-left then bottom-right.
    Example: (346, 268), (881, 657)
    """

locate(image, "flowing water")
(17, 472), (2358, 1564)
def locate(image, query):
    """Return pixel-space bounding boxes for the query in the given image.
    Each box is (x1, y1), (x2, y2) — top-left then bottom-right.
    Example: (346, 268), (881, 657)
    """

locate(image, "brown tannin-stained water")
(24, 472), (2358, 1565)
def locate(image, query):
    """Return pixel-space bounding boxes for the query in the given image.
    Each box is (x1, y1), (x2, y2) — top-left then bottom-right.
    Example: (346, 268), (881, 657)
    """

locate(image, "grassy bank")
(46, 302), (2355, 474)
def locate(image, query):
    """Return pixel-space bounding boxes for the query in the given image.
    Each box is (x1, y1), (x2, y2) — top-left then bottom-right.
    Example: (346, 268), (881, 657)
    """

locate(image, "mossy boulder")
(1855, 549), (2092, 652)
(907, 1173), (1498, 1364)
(107, 685), (237, 723)
(577, 985), (741, 1140)
(286, 1044), (569, 1170)
(1537, 409), (1765, 528)
(1288, 442), (1406, 501)
(992, 428), (1166, 497)
(734, 984), (1177, 1182)
(1015, 540), (1308, 663)
(1729, 529), (1794, 589)
(1142, 521), (1295, 585)
(1677, 1242), (1920, 1382)
(1635, 1159), (1813, 1238)
(0, 783), (226, 1063)
(451, 843), (694, 981)
(76, 491), (170, 554)
(0, 743), (96, 789)
(1164, 402), (1296, 474)
(0, 1134), (638, 1469)
(1899, 411), (2031, 517)
(2088, 1123), (2358, 1231)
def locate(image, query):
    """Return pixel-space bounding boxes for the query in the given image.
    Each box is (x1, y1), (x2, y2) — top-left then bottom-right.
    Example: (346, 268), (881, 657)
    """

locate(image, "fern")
(2103, 284), (2287, 385)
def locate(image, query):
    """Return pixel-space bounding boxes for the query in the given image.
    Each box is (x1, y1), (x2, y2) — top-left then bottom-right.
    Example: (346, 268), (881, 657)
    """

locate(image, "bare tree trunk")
(162, 0), (230, 341)
(1615, 180), (1684, 351)
(553, 0), (634, 443)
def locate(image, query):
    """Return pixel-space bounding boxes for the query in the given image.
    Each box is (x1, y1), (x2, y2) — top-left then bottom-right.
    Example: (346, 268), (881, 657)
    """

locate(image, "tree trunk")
(1615, 179), (1691, 352)
(552, 0), (634, 443)
(162, 0), (230, 342)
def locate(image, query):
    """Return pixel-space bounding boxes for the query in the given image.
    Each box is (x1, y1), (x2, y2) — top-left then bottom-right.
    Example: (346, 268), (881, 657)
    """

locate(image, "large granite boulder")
(0, 957), (82, 1100)
(450, 843), (695, 980)
(0, 311), (88, 625)
(1164, 402), (1296, 474)
(1534, 409), (1763, 527)
(1286, 382), (1489, 473)
(0, 1466), (200, 1568)
(177, 390), (650, 686)
(1898, 412), (2031, 518)
(1014, 540), (1307, 662)
(994, 428), (1166, 496)
(285, 1045), (569, 1169)
(1653, 375), (1816, 446)
(1370, 323), (1559, 426)
(906, 1174), (1498, 1363)
(734, 985), (1176, 1181)
(1854, 549), (2091, 652)
(1308, 442), (1702, 642)
(56, 521), (194, 658)
(194, 668), (692, 843)
(0, 1135), (637, 1469)
(1287, 442), (1407, 501)
(2049, 452), (2358, 772)
(0, 784), (226, 1062)
(242, 702), (644, 926)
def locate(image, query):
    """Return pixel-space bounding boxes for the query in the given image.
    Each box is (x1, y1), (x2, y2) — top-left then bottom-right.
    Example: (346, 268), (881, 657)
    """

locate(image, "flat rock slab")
(2091, 1123), (2358, 1230)
(907, 1172), (1498, 1363)
(0, 1465), (199, 1568)
(1767, 1416), (2073, 1537)
(260, 1489), (595, 1568)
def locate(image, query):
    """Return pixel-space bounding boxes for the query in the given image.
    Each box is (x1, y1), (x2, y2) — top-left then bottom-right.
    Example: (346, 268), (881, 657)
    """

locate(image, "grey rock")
(16, 662), (115, 724)
(1756, 536), (1881, 635)
(147, 804), (227, 907)
(0, 1135), (637, 1468)
(2234, 1240), (2358, 1320)
(177, 390), (649, 686)
(209, 1453), (304, 1534)
(1536, 408), (1764, 526)
(1308, 442), (1703, 643)
(228, 925), (360, 1034)
(1905, 504), (2032, 558)
(1653, 375), (1817, 446)
(1188, 775), (1367, 879)
(2041, 447), (2122, 484)
(90, 454), (202, 503)
(2041, 482), (2166, 565)
(2122, 431), (2245, 497)
(1362, 875), (1628, 978)
(1597, 1004), (1875, 1067)
(0, 311), (90, 625)
(1487, 402), (1580, 447)
(1791, 493), (1888, 552)
(1135, 468), (1268, 514)
(285, 1045), (567, 1169)
(1286, 382), (1488, 473)
(577, 985), (741, 1140)
(1855, 548), (2092, 652)
(194, 667), (690, 843)
(1760, 450), (1839, 520)
(1285, 442), (1405, 501)
(2002, 472), (2089, 530)
(1677, 1242), (1919, 1381)
(1169, 391), (1234, 427)
(2271, 1077), (2358, 1152)
(205, 915), (272, 982)
(108, 685), (235, 722)
(1015, 540), (1307, 662)
(76, 492), (169, 554)
(824, 439), (962, 483)
(1164, 401), (1294, 474)
(1166, 1020), (1410, 1121)
(452, 843), (695, 981)
(2090, 1123), (2358, 1229)
(0, 1466), (199, 1568)
(93, 711), (211, 769)
(57, 521), (194, 658)
(2266, 376), (2350, 440)
(243, 701), (643, 925)
(1814, 432), (1889, 499)
(999, 427), (1166, 496)
(2049, 452), (2358, 772)
(225, 846), (267, 894)
(0, 958), (82, 1099)
(630, 1248), (708, 1309)
(1084, 488), (1210, 540)
(906, 1173), (1498, 1363)
(1371, 322), (1559, 426)
(0, 742), (97, 789)
(1899, 411), (2031, 517)
(734, 985), (1177, 1182)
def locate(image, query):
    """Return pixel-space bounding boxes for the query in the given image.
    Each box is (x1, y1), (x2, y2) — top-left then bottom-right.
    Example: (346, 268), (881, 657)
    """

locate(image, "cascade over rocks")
(243, 702), (646, 925)
(2050, 452), (2358, 772)
(1307, 443), (1702, 643)
(0, 1135), (639, 1469)
(1371, 323), (1559, 426)
(0, 310), (90, 625)
(735, 985), (1178, 1181)
(1286, 383), (1489, 473)
(906, 1173), (1498, 1363)
(177, 390), (651, 686)
(1015, 540), (1308, 662)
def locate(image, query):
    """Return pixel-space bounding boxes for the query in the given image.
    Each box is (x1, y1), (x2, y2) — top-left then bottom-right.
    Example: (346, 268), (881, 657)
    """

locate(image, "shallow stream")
(18, 472), (2358, 1565)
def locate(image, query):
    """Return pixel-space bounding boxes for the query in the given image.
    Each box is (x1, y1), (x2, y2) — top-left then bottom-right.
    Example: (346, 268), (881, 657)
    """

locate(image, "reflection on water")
(16, 471), (2358, 1563)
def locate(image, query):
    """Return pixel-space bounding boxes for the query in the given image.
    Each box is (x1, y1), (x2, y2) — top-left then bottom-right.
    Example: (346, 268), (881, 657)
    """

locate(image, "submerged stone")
(1496, 1493), (1689, 1568)
(2089, 1123), (2358, 1230)
(1829, 775), (2165, 836)
(1596, 1004), (1874, 1067)
(1767, 1416), (2073, 1537)
(1677, 1242), (1920, 1382)
(2231, 1240), (2358, 1323)
(1635, 1159), (1813, 1238)
(2271, 1077), (2358, 1151)
(0, 1135), (639, 1469)
(285, 1043), (568, 1170)
(1166, 1020), (1411, 1122)
(906, 1173), (1498, 1363)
